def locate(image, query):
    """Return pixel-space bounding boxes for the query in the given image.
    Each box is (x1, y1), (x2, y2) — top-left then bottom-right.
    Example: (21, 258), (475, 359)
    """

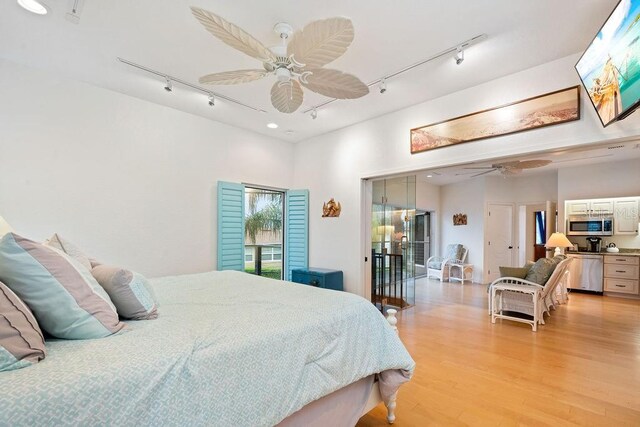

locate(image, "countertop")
(567, 250), (640, 257)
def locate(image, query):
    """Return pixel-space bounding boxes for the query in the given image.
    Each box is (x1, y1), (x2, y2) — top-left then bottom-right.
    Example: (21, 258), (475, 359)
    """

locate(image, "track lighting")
(208, 93), (215, 107)
(379, 78), (387, 94)
(311, 108), (318, 120)
(455, 47), (464, 65)
(164, 77), (173, 92)
(118, 58), (267, 113)
(301, 34), (487, 115)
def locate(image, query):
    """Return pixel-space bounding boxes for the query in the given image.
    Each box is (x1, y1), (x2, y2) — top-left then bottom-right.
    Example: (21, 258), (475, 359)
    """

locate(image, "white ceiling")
(0, 0), (618, 142)
(416, 140), (640, 186)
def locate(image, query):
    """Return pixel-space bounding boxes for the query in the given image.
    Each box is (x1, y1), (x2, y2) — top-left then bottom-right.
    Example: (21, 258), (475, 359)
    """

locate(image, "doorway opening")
(244, 187), (284, 279)
(371, 176), (416, 311)
(414, 211), (432, 278)
(534, 210), (546, 261)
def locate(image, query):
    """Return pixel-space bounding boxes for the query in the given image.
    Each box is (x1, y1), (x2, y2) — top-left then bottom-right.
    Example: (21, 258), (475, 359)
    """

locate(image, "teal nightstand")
(291, 268), (343, 291)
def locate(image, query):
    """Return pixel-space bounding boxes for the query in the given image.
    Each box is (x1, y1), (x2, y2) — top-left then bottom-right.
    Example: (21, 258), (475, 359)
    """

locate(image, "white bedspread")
(0, 270), (414, 426)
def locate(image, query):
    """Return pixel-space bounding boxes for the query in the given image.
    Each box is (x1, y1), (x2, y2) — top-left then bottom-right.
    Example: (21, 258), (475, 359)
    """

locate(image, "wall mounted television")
(576, 0), (640, 127)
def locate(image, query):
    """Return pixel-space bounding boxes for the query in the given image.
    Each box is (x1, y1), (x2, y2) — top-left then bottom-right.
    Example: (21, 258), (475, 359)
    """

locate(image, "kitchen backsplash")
(569, 235), (640, 250)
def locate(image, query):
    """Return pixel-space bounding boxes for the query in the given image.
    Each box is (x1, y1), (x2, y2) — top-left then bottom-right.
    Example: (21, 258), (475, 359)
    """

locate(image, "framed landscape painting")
(410, 86), (580, 154)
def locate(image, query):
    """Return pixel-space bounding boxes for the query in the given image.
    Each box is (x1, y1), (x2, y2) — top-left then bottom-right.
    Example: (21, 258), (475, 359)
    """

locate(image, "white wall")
(558, 158), (640, 249)
(294, 53), (640, 295)
(438, 179), (485, 282)
(0, 59), (294, 277)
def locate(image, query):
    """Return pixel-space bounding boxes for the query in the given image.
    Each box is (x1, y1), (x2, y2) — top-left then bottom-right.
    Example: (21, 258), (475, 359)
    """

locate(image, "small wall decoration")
(453, 213), (467, 226)
(322, 198), (342, 217)
(410, 86), (580, 154)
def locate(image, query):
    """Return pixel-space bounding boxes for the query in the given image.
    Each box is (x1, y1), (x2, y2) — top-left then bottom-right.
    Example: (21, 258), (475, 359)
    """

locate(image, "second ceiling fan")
(458, 160), (552, 177)
(190, 7), (369, 114)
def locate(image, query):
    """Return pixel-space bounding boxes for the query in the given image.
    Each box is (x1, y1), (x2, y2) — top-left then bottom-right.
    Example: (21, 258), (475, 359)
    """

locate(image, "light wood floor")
(357, 278), (640, 426)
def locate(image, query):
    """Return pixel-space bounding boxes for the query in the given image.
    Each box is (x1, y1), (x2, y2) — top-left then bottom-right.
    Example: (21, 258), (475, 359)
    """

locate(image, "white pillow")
(0, 216), (15, 238)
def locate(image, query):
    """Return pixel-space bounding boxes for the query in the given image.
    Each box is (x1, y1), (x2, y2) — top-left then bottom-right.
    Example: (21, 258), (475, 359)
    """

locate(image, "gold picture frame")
(453, 213), (467, 226)
(410, 86), (580, 154)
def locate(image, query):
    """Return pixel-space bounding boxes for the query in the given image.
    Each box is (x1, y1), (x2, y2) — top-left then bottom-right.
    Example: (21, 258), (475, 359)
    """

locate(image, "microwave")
(566, 216), (614, 236)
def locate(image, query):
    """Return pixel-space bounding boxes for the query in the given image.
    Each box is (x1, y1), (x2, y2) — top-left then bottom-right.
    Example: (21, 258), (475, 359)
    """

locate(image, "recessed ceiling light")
(426, 174), (433, 178)
(17, 0), (48, 15)
(267, 123), (278, 129)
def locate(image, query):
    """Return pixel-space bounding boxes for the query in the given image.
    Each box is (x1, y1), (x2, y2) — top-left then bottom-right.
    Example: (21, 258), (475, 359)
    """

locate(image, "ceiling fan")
(456, 160), (552, 177)
(190, 7), (369, 114)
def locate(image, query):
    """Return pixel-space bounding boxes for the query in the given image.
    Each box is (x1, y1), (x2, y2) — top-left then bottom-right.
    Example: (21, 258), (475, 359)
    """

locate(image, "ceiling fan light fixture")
(164, 77), (173, 92)
(455, 47), (464, 65)
(17, 0), (48, 15)
(311, 108), (318, 120)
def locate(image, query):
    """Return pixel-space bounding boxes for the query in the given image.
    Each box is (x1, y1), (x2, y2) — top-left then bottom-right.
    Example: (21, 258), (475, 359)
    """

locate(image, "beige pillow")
(45, 233), (93, 271)
(91, 265), (158, 320)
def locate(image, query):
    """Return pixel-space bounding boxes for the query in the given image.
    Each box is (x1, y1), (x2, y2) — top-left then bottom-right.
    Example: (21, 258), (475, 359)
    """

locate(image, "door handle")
(508, 246), (513, 249)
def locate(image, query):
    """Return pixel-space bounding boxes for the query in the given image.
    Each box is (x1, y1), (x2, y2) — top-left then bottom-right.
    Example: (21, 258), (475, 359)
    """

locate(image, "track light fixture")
(379, 78), (387, 94)
(302, 34), (487, 115)
(208, 93), (215, 107)
(455, 47), (464, 65)
(311, 108), (318, 120)
(118, 58), (267, 113)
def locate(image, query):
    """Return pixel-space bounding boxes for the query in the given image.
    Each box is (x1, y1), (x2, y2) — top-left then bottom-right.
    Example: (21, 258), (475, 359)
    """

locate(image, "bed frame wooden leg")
(385, 392), (397, 424)
(385, 308), (398, 333)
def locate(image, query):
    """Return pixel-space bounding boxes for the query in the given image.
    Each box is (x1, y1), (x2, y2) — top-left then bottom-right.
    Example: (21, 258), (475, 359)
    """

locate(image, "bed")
(0, 270), (414, 426)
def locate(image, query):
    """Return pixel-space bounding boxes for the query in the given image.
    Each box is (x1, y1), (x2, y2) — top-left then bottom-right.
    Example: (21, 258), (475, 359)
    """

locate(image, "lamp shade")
(545, 232), (573, 249)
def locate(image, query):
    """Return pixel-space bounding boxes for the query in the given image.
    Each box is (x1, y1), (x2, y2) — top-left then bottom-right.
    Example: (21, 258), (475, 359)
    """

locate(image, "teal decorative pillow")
(91, 265), (158, 320)
(0, 281), (46, 371)
(0, 233), (125, 339)
(524, 257), (556, 285)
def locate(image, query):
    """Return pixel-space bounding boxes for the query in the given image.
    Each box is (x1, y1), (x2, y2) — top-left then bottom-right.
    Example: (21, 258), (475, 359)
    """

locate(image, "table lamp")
(545, 232), (573, 256)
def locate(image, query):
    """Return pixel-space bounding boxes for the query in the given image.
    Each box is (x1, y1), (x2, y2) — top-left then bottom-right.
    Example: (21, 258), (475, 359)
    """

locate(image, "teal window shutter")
(285, 190), (309, 280)
(217, 181), (245, 271)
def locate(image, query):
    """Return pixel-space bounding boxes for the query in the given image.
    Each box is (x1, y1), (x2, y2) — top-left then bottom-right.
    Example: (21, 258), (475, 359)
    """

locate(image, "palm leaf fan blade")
(287, 17), (354, 69)
(301, 68), (368, 99)
(199, 69), (268, 85)
(190, 7), (275, 62)
(270, 80), (303, 113)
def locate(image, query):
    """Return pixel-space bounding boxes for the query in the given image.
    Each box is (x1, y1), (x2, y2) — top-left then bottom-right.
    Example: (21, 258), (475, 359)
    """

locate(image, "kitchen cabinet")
(604, 255), (639, 296)
(566, 199), (613, 216)
(614, 199), (639, 235)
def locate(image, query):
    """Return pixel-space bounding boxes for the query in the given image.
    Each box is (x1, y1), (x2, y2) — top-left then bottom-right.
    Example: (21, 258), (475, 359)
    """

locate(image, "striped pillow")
(91, 265), (158, 320)
(0, 281), (46, 371)
(0, 233), (125, 339)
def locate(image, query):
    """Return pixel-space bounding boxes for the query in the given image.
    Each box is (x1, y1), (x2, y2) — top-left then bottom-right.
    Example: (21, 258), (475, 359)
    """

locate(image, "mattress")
(0, 270), (414, 426)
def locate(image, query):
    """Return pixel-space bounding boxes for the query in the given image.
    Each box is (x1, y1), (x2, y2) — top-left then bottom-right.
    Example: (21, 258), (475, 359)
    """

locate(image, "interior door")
(486, 203), (514, 283)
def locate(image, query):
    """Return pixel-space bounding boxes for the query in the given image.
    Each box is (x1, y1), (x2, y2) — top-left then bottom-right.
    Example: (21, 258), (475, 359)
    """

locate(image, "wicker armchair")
(489, 257), (572, 331)
(427, 244), (467, 282)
